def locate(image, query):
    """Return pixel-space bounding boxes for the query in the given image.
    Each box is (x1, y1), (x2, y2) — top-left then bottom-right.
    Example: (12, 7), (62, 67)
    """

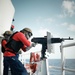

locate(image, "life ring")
(35, 53), (40, 62)
(30, 52), (40, 62)
(30, 63), (37, 73)
(30, 52), (40, 73)
(30, 52), (35, 63)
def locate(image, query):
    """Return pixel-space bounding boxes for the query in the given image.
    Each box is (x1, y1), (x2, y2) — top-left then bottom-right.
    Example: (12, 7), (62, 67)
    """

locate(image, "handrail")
(62, 42), (75, 48)
(49, 66), (75, 72)
(49, 42), (75, 75)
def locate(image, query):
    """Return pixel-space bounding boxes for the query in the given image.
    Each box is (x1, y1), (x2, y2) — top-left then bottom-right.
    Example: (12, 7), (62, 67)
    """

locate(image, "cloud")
(58, 14), (66, 18)
(35, 17), (54, 25)
(61, 22), (75, 32)
(61, 22), (68, 26)
(38, 27), (50, 36)
(44, 18), (54, 24)
(62, 0), (75, 17)
(68, 24), (75, 31)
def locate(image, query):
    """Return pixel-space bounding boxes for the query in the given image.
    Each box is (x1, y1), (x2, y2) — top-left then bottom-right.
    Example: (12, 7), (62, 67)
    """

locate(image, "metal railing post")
(60, 42), (65, 75)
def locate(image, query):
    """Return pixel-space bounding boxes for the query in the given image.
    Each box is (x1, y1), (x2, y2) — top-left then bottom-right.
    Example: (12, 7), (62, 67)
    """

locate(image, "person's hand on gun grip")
(31, 42), (37, 47)
(26, 43), (37, 51)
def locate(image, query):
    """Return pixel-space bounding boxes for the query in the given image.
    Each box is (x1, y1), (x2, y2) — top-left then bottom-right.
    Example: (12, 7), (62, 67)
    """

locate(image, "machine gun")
(31, 37), (73, 44)
(31, 36), (73, 59)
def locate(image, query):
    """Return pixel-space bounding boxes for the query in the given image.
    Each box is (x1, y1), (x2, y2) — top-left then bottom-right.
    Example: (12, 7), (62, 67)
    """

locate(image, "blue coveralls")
(4, 56), (28, 75)
(3, 54), (20, 75)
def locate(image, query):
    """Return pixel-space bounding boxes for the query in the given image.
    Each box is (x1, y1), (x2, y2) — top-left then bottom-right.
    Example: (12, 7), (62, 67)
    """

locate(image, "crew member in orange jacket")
(5, 28), (36, 75)
(1, 31), (12, 75)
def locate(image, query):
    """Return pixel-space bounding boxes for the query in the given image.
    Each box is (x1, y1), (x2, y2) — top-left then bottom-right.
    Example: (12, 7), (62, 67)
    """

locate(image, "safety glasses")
(28, 32), (32, 37)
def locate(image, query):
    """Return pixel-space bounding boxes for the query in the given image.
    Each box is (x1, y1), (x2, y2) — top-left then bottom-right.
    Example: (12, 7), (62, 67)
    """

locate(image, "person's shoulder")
(13, 31), (22, 35)
(2, 38), (7, 41)
(18, 32), (24, 35)
(13, 32), (25, 39)
(1, 38), (7, 43)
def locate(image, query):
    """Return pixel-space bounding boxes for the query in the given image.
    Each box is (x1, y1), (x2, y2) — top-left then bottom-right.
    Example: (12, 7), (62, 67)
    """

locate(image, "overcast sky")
(11, 0), (75, 59)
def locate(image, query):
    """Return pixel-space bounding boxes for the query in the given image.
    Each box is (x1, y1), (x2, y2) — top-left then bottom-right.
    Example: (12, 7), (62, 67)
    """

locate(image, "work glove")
(26, 43), (37, 51)
(17, 50), (22, 54)
(31, 42), (37, 47)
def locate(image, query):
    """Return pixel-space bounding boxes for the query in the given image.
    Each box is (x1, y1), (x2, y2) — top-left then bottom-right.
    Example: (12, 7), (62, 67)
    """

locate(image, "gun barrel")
(31, 37), (73, 44)
(62, 37), (73, 40)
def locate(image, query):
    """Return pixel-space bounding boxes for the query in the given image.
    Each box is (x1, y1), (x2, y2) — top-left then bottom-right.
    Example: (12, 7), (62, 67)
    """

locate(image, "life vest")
(30, 52), (35, 63)
(35, 53), (40, 62)
(30, 53), (40, 62)
(30, 63), (37, 73)
(30, 52), (40, 73)
(6, 32), (23, 53)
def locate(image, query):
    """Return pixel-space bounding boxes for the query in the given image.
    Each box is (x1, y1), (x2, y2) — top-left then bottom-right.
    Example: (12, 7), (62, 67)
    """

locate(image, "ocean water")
(48, 59), (75, 75)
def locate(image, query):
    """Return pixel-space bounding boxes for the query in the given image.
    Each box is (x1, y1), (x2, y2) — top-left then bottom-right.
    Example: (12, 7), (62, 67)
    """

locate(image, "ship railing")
(49, 66), (75, 72)
(48, 42), (75, 75)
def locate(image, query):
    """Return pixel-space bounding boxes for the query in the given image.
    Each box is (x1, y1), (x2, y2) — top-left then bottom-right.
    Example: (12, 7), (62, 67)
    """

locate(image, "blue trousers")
(3, 57), (10, 75)
(3, 54), (19, 75)
(3, 56), (28, 75)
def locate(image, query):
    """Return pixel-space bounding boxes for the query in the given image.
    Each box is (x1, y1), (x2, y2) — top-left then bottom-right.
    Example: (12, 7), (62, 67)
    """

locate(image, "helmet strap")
(25, 33), (30, 39)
